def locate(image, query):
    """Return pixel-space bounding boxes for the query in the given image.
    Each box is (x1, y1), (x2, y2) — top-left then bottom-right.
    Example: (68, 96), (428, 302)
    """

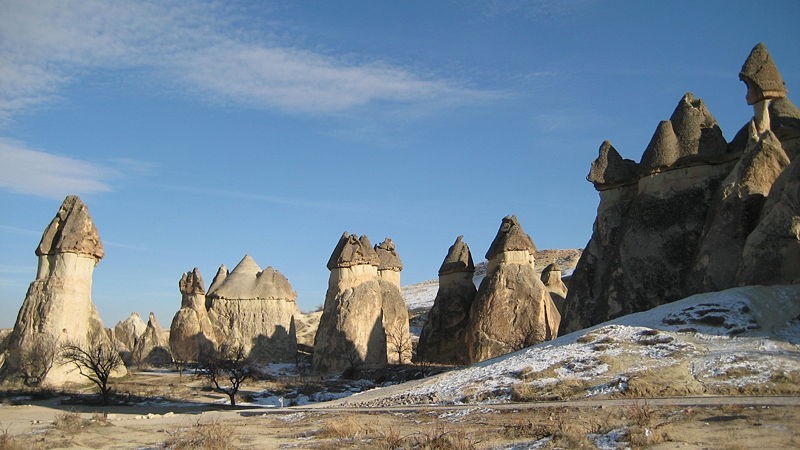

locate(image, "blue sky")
(1, 0), (798, 328)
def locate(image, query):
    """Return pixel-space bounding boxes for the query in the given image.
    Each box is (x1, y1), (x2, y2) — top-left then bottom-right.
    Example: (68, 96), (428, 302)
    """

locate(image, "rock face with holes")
(562, 43), (800, 334)
(0, 195), (125, 385)
(204, 255), (299, 363)
(417, 236), (477, 365)
(466, 216), (561, 363)
(169, 268), (219, 363)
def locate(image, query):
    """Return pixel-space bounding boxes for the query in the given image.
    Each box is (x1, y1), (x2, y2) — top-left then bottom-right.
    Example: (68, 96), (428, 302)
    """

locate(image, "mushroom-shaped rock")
(541, 263), (568, 313)
(467, 216), (560, 362)
(740, 43), (787, 105)
(640, 120), (681, 173)
(485, 215), (537, 261)
(417, 236), (477, 365)
(36, 195), (104, 260)
(1, 195), (125, 386)
(587, 141), (638, 190)
(438, 235), (476, 276)
(375, 238), (403, 271)
(326, 232), (380, 269)
(669, 93), (728, 158)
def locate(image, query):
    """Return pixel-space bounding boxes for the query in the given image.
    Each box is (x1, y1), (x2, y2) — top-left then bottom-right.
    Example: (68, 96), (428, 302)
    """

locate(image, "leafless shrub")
(165, 421), (232, 450)
(18, 336), (56, 387)
(385, 322), (412, 365)
(59, 339), (124, 405)
(197, 343), (252, 406)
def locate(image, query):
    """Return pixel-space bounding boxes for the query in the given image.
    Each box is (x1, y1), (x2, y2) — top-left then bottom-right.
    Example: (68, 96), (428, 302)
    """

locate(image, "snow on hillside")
(340, 284), (800, 406)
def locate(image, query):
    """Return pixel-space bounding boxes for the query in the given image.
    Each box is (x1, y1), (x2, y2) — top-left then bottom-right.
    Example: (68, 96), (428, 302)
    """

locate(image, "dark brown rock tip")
(740, 42), (787, 105)
(587, 141), (638, 189)
(640, 120), (680, 173)
(326, 232), (379, 270)
(439, 235), (475, 276)
(485, 215), (537, 260)
(36, 195), (104, 260)
(375, 238), (403, 271)
(669, 93), (727, 158)
(179, 267), (205, 295)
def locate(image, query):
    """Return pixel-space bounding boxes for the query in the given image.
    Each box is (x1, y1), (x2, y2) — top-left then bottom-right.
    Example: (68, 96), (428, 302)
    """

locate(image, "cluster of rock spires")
(562, 43), (800, 334)
(0, 196), (125, 385)
(417, 215), (562, 364)
(312, 234), (411, 373)
(169, 255), (300, 364)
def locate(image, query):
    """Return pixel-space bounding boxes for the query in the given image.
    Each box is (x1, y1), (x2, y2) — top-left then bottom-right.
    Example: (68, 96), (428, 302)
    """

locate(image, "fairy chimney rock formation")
(113, 312), (147, 352)
(313, 232), (411, 372)
(562, 43), (800, 335)
(466, 216), (560, 363)
(204, 255), (298, 362)
(0, 195), (125, 386)
(417, 236), (477, 365)
(170, 267), (218, 363)
(741, 43), (788, 133)
(133, 313), (171, 367)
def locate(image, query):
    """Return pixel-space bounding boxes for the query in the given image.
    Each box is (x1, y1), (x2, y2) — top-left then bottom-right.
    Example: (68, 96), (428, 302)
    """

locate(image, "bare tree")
(385, 322), (412, 365)
(197, 343), (251, 406)
(18, 336), (57, 387)
(60, 340), (124, 405)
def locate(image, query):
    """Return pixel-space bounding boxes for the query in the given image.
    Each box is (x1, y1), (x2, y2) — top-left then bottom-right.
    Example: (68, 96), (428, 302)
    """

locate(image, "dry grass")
(0, 426), (23, 450)
(411, 424), (477, 450)
(165, 421), (233, 450)
(317, 417), (365, 440)
(511, 378), (590, 401)
(53, 411), (85, 433)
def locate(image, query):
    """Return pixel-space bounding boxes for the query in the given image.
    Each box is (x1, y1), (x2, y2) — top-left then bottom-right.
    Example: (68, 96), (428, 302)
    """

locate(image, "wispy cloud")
(0, 0), (495, 123)
(0, 225), (41, 237)
(0, 139), (118, 198)
(158, 184), (359, 213)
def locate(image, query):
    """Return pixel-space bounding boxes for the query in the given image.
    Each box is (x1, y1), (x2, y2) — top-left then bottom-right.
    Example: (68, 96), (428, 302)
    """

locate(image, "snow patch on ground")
(340, 285), (800, 406)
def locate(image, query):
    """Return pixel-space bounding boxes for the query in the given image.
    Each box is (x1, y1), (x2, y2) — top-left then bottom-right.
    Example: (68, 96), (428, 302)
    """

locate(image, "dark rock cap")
(640, 120), (680, 173)
(485, 215), (537, 260)
(326, 232), (380, 270)
(587, 141), (638, 189)
(669, 93), (727, 158)
(438, 235), (475, 275)
(179, 267), (205, 295)
(740, 43), (787, 105)
(36, 195), (104, 260)
(375, 238), (403, 271)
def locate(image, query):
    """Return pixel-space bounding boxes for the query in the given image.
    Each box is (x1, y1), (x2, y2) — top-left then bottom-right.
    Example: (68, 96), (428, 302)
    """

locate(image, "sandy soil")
(1, 370), (798, 450)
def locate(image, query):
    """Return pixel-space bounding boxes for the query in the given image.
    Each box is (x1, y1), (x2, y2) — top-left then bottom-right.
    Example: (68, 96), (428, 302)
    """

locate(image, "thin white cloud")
(0, 139), (117, 199)
(0, 0), (496, 122)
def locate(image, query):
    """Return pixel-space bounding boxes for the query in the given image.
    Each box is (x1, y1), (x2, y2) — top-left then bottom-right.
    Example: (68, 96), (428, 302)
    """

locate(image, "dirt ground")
(1, 371), (798, 449)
